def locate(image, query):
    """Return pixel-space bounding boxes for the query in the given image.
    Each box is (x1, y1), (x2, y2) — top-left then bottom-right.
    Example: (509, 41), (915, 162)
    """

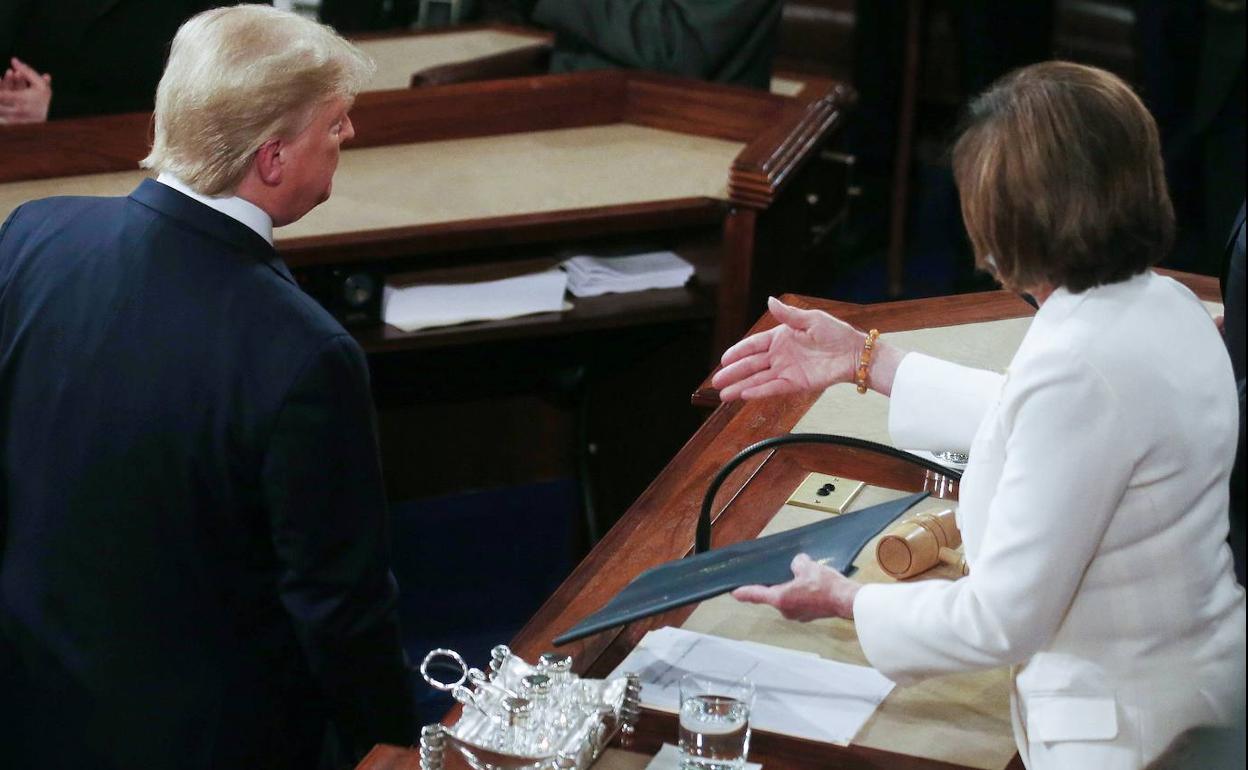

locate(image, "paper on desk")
(561, 251), (694, 297)
(610, 627), (893, 747)
(382, 267), (568, 332)
(645, 743), (762, 770)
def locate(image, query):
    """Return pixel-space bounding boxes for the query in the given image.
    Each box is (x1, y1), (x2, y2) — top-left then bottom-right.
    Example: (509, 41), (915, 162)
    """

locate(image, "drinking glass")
(678, 672), (754, 770)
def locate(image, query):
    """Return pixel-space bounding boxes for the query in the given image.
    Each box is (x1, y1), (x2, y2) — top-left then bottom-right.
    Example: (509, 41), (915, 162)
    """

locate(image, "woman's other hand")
(732, 553), (861, 621)
(712, 297), (864, 400)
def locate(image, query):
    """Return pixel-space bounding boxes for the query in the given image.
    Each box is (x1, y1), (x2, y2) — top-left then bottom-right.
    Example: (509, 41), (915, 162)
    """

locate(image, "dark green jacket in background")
(531, 0), (781, 90)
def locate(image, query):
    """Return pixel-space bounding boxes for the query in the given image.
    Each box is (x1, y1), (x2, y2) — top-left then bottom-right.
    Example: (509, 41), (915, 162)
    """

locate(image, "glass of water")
(678, 672), (754, 770)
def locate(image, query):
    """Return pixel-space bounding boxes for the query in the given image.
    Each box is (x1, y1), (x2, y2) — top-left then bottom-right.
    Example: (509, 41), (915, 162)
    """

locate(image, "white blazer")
(853, 271), (1246, 770)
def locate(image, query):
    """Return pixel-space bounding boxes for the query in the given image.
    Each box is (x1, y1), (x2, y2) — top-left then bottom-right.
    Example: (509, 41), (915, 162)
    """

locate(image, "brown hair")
(952, 61), (1174, 294)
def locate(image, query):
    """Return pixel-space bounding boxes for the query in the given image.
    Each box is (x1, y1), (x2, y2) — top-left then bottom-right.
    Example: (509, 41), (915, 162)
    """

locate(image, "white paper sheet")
(561, 252), (694, 298)
(381, 268), (568, 332)
(644, 743), (763, 770)
(610, 627), (894, 747)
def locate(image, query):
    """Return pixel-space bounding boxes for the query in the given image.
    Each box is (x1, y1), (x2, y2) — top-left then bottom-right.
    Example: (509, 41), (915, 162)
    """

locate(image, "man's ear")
(253, 138), (283, 186)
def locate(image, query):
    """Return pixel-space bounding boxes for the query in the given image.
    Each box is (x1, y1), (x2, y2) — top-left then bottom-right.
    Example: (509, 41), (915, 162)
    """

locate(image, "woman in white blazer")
(713, 61), (1246, 770)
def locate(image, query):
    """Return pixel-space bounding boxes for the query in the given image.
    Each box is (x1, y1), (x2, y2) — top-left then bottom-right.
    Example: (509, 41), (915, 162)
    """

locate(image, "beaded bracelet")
(855, 329), (880, 394)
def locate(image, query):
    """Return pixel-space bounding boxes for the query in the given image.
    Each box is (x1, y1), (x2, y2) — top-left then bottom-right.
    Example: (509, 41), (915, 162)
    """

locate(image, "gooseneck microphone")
(695, 433), (964, 554)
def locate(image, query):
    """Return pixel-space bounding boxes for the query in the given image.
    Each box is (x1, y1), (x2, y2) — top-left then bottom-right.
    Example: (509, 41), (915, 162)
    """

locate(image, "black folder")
(554, 491), (928, 645)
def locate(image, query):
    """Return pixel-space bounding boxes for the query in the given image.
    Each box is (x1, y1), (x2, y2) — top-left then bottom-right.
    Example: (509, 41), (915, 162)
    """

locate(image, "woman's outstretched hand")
(712, 297), (864, 401)
(732, 553), (860, 621)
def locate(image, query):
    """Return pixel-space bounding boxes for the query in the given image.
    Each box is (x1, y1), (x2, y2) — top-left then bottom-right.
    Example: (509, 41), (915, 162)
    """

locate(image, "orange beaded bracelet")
(855, 329), (880, 394)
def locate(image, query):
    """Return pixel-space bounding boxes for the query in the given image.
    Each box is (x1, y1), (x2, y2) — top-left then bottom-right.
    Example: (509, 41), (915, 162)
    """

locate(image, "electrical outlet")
(786, 473), (865, 515)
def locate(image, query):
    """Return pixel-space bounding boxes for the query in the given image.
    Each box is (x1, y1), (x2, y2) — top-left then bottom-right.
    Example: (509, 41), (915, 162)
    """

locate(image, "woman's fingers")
(712, 350), (770, 389)
(767, 296), (826, 332)
(739, 377), (800, 400)
(733, 554), (854, 622)
(723, 366), (795, 401)
(791, 552), (818, 574)
(719, 325), (776, 367)
(732, 584), (782, 605)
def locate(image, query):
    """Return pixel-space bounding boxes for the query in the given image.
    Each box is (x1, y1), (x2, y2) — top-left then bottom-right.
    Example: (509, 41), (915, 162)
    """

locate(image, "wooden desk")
(350, 24), (845, 103)
(359, 273), (1222, 770)
(353, 25), (551, 90)
(0, 70), (851, 356)
(0, 69), (854, 521)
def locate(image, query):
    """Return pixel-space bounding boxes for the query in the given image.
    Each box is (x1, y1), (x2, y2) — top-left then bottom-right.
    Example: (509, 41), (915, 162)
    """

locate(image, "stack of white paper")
(609, 627), (894, 746)
(561, 252), (694, 297)
(382, 268), (568, 332)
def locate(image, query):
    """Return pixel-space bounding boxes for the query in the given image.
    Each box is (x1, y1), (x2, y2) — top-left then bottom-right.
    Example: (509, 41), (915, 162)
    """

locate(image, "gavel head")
(875, 508), (962, 580)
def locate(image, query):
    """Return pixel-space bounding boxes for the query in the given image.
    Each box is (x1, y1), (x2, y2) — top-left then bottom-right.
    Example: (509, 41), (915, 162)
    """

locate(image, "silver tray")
(418, 646), (642, 770)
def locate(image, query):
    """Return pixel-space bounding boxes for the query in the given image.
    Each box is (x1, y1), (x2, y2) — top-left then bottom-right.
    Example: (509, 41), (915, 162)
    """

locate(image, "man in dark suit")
(0, 0), (267, 121)
(530, 0), (781, 90)
(0, 6), (414, 769)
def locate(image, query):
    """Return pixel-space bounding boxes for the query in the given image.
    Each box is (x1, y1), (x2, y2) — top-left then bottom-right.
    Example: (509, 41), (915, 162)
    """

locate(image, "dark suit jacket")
(1, 1), (265, 119)
(0, 180), (414, 769)
(531, 0), (781, 90)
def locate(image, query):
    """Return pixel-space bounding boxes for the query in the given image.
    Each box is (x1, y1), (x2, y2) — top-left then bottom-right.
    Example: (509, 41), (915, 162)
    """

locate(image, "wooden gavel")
(875, 508), (969, 579)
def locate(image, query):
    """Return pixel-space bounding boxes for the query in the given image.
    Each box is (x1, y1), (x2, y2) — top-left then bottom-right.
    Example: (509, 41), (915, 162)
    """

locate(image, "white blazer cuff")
(853, 583), (920, 687)
(888, 353), (1005, 453)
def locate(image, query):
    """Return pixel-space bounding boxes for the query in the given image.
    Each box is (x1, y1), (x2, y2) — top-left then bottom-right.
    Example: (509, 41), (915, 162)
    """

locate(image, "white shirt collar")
(155, 173), (274, 246)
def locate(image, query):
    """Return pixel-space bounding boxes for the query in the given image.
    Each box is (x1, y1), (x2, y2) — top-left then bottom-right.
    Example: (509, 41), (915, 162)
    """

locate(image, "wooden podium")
(0, 69), (853, 357)
(0, 65), (856, 520)
(358, 272), (1220, 770)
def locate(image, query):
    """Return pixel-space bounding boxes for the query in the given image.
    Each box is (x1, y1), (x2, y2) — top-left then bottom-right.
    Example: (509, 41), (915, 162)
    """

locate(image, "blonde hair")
(952, 61), (1174, 294)
(141, 4), (375, 196)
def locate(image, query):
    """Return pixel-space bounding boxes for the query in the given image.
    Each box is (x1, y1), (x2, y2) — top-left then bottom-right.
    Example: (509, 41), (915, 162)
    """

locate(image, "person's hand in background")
(0, 58), (52, 124)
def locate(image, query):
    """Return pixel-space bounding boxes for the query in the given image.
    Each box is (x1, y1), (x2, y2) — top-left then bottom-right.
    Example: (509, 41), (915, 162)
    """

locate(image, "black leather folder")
(554, 491), (928, 645)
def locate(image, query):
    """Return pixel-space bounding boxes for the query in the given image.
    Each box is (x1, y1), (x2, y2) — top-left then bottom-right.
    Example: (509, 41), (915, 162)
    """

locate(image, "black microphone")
(695, 433), (964, 554)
